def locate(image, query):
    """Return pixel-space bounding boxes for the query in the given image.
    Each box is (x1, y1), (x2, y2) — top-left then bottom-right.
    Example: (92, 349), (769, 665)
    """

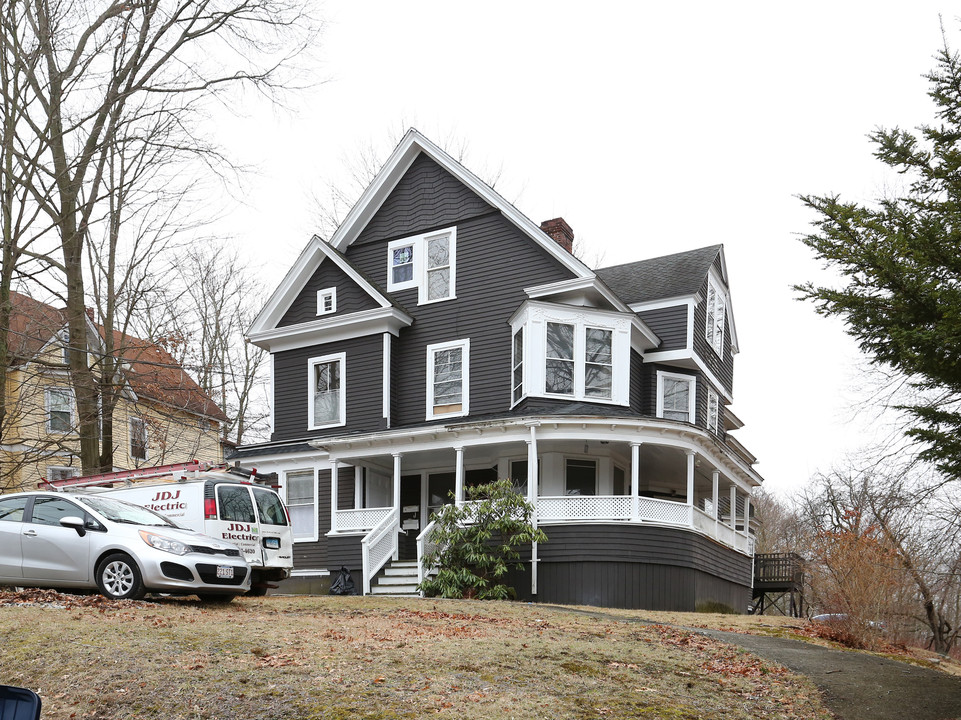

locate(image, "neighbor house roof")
(596, 245), (723, 305)
(7, 290), (67, 361)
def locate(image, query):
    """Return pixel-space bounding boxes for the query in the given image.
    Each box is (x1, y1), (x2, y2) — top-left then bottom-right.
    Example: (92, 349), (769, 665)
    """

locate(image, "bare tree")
(1, 0), (319, 472)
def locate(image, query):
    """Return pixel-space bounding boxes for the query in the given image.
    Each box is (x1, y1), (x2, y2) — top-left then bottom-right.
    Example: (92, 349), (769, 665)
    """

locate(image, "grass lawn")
(0, 590), (834, 720)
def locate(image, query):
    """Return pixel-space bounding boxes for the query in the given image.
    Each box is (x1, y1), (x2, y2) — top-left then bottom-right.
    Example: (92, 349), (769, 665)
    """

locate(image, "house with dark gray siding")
(235, 129), (763, 611)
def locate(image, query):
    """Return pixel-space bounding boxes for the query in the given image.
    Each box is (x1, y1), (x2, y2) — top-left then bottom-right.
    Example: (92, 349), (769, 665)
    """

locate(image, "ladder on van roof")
(42, 461), (216, 490)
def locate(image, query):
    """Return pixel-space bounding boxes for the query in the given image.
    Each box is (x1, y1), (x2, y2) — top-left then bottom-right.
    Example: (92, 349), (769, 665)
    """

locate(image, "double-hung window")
(584, 328), (613, 399)
(512, 327), (524, 404)
(707, 389), (720, 434)
(308, 353), (346, 429)
(545, 322), (575, 395)
(706, 275), (726, 356)
(387, 227), (456, 303)
(130, 417), (148, 461)
(656, 371), (696, 423)
(426, 339), (469, 420)
(545, 322), (614, 400)
(46, 388), (73, 433)
(284, 469), (317, 542)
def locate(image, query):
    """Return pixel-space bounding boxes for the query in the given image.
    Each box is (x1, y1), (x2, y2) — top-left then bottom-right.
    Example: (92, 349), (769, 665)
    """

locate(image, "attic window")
(706, 274), (725, 356)
(386, 227), (456, 303)
(317, 287), (336, 316)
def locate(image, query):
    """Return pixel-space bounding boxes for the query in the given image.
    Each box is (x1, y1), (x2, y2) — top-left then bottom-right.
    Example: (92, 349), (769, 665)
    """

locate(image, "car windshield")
(77, 495), (177, 527)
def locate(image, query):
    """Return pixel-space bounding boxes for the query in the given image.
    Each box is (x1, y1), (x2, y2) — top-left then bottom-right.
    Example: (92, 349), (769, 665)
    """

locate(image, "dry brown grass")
(0, 591), (835, 720)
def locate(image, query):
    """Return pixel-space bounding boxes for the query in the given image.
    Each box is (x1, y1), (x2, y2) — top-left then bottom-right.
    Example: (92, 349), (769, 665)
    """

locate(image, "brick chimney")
(540, 217), (574, 254)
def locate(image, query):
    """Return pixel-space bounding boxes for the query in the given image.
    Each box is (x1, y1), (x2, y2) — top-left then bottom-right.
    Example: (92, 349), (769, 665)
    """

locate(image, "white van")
(50, 463), (293, 595)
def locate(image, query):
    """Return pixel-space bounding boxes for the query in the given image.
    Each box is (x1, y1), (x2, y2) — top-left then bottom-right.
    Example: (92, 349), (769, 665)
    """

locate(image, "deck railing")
(336, 506), (393, 533)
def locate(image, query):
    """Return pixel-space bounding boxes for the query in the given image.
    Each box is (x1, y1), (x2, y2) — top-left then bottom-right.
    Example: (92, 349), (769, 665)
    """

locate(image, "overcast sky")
(220, 1), (956, 496)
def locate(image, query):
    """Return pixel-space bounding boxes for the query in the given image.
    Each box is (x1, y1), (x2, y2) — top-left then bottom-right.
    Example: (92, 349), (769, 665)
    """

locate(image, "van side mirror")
(59, 515), (86, 537)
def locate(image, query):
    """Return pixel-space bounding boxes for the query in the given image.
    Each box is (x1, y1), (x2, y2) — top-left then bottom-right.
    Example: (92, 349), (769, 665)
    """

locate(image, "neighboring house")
(234, 130), (764, 611)
(1, 291), (228, 492)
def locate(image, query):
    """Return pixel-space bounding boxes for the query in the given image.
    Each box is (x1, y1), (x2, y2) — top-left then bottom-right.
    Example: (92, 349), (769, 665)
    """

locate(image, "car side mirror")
(59, 515), (86, 537)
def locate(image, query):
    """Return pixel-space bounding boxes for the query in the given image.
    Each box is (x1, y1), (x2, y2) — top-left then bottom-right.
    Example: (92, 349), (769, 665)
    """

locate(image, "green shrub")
(695, 601), (738, 614)
(418, 479), (547, 600)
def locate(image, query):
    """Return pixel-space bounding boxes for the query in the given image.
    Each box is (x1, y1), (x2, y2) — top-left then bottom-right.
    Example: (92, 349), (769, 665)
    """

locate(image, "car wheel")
(96, 553), (145, 600)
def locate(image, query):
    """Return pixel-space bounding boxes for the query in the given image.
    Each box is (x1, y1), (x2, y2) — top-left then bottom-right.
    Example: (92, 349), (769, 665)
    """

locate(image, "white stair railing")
(416, 519), (439, 588)
(361, 507), (399, 595)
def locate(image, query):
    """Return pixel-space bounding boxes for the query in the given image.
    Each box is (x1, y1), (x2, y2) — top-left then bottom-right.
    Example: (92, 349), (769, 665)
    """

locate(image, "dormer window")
(706, 274), (725, 356)
(386, 227), (456, 303)
(317, 287), (336, 316)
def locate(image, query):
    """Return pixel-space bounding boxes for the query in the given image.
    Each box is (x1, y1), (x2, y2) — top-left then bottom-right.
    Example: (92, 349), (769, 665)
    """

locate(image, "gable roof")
(7, 291), (227, 422)
(595, 245), (724, 305)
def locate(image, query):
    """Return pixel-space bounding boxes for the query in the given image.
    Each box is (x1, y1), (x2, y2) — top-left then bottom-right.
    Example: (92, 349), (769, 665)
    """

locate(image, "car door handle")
(22, 529), (37, 537)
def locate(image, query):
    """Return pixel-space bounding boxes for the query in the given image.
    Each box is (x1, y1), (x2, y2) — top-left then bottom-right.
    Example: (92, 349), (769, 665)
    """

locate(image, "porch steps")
(370, 560), (421, 597)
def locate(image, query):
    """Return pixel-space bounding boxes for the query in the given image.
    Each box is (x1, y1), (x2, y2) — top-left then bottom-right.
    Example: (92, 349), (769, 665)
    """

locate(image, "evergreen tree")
(797, 39), (961, 481)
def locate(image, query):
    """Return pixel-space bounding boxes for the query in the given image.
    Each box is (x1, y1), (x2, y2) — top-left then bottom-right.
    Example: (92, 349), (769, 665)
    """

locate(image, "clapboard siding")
(271, 334), (383, 441)
(278, 259), (380, 327)
(347, 211), (576, 427)
(637, 305), (687, 351)
(692, 274), (734, 394)
(327, 535), (363, 571)
(354, 153), (494, 246)
(630, 350), (644, 414)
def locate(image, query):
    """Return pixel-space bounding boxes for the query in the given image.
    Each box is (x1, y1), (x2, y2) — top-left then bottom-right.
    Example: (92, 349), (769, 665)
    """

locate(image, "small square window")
(317, 287), (336, 316)
(390, 244), (415, 288)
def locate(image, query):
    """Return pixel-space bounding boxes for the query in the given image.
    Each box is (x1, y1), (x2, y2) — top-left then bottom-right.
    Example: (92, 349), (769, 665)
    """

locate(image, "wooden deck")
(752, 552), (804, 617)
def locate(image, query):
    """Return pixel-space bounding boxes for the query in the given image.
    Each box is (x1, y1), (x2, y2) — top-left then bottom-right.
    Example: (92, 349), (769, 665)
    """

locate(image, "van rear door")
(213, 484), (265, 568)
(251, 487), (293, 572)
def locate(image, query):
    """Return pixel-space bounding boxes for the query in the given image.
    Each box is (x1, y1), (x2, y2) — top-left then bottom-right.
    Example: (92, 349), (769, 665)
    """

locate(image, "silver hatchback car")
(0, 491), (250, 600)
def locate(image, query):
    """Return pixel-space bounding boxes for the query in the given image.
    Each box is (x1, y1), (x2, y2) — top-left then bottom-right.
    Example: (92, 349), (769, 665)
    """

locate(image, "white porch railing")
(336, 507), (393, 533)
(692, 507), (715, 534)
(635, 496), (693, 526)
(416, 518), (440, 588)
(538, 495), (633, 522)
(361, 507), (399, 595)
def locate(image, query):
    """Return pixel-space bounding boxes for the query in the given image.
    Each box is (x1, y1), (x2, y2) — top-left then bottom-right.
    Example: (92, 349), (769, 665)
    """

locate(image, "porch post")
(730, 485), (738, 530)
(354, 465), (363, 509)
(527, 422), (539, 597)
(329, 459), (340, 533)
(454, 446), (465, 505)
(392, 453), (402, 512)
(630, 442), (641, 522)
(686, 450), (695, 527)
(743, 492), (751, 537)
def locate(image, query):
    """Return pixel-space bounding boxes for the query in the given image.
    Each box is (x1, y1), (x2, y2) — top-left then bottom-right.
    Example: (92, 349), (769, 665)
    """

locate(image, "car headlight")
(139, 530), (191, 556)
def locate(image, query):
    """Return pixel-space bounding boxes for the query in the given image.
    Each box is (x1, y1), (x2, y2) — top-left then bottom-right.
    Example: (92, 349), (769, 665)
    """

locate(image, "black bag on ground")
(330, 566), (356, 595)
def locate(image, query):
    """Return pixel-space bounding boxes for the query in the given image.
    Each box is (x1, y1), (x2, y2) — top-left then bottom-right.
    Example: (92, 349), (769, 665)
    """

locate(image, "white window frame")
(283, 468), (319, 543)
(705, 273), (726, 357)
(386, 226), (457, 304)
(307, 352), (347, 430)
(45, 387), (74, 433)
(707, 389), (720, 435)
(316, 287), (337, 316)
(426, 338), (469, 421)
(656, 370), (696, 424)
(544, 322), (616, 401)
(46, 466), (79, 483)
(129, 416), (148, 461)
(58, 329), (70, 365)
(511, 326), (525, 405)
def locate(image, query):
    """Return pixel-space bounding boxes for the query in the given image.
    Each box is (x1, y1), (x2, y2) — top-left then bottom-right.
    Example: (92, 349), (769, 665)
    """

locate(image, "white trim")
(642, 349), (733, 404)
(386, 237), (418, 292)
(708, 389), (720, 435)
(46, 465), (79, 482)
(269, 354), (275, 435)
(44, 386), (74, 434)
(426, 338), (470, 421)
(705, 272), (726, 358)
(307, 352), (347, 430)
(525, 277), (632, 313)
(249, 306), (413, 353)
(629, 296), (697, 314)
(316, 287), (337, 316)
(382, 333), (391, 428)
(656, 370), (697, 424)
(511, 325), (525, 407)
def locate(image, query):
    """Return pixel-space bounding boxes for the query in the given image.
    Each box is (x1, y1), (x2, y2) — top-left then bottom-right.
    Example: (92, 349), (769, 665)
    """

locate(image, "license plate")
(263, 537), (280, 549)
(216, 565), (234, 579)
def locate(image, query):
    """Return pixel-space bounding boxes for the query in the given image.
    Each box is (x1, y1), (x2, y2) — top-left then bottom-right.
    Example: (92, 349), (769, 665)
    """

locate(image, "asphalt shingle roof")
(596, 245), (722, 305)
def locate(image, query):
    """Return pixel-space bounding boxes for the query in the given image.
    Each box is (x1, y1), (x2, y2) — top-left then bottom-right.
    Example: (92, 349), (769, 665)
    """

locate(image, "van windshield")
(253, 488), (288, 526)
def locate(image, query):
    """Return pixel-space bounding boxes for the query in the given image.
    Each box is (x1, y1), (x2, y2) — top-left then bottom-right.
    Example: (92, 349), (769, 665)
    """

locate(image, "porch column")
(743, 492), (751, 537)
(454, 446), (465, 505)
(630, 442), (641, 522)
(730, 485), (738, 530)
(392, 454), (402, 513)
(712, 470), (720, 538)
(686, 450), (695, 527)
(329, 459), (340, 533)
(354, 465), (363, 509)
(526, 422), (539, 597)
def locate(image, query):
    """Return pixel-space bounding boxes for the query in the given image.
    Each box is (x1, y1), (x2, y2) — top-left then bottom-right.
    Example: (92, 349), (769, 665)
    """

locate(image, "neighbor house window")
(545, 322), (575, 395)
(386, 227), (456, 303)
(426, 339), (469, 420)
(46, 388), (73, 433)
(308, 353), (346, 429)
(656, 371), (696, 423)
(706, 274), (725, 357)
(565, 459), (596, 496)
(707, 389), (720, 435)
(316, 287), (336, 315)
(512, 327), (524, 404)
(46, 466), (79, 483)
(284, 469), (317, 542)
(130, 417), (148, 460)
(58, 329), (70, 364)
